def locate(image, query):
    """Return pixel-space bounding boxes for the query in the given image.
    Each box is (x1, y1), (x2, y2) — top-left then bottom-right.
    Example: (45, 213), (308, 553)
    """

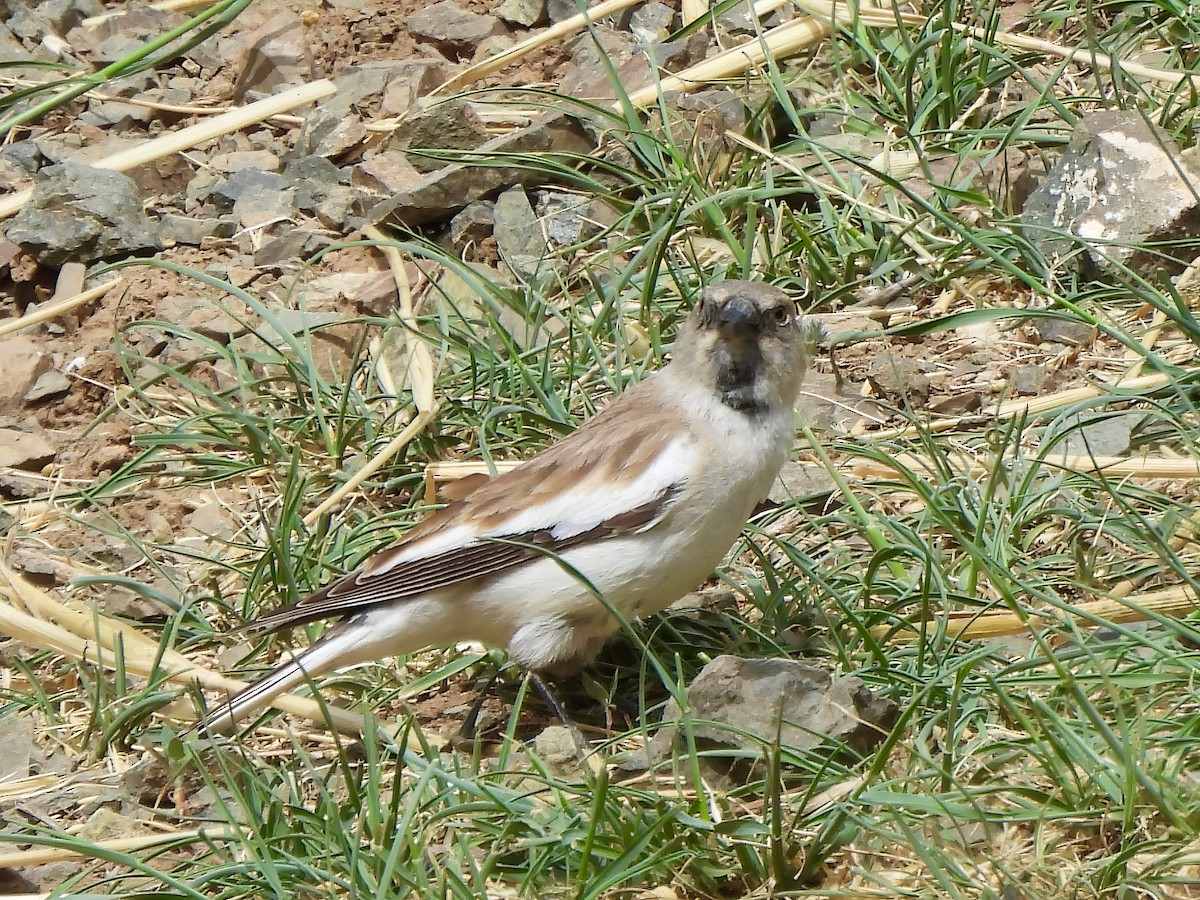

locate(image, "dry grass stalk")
(82, 0), (241, 28)
(0, 828), (237, 868)
(0, 80), (336, 220)
(793, 0), (1197, 87)
(302, 228), (438, 528)
(435, 0), (645, 94)
(0, 279), (121, 337)
(625, 15), (833, 108)
(870, 371), (1172, 439)
(847, 452), (1200, 481)
(0, 562), (364, 733)
(877, 584), (1200, 642)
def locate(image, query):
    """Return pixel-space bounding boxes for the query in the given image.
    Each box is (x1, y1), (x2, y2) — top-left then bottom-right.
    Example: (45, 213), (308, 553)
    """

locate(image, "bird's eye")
(769, 306), (792, 327)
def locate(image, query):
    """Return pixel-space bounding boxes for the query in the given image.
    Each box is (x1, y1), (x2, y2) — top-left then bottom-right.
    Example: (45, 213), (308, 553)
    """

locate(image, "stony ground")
(0, 0), (1181, 894)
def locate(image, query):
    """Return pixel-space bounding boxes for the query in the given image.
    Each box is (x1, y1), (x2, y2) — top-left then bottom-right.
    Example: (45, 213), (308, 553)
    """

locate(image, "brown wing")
(246, 377), (692, 633)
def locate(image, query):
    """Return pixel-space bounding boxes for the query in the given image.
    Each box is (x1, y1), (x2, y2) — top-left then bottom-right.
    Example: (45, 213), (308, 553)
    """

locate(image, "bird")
(191, 280), (809, 733)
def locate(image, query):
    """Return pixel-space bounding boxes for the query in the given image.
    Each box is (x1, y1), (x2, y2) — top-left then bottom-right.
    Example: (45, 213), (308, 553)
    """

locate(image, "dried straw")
(0, 80), (336, 220)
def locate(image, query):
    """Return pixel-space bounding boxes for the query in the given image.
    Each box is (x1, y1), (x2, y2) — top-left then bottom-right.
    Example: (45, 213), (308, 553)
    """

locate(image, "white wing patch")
(365, 435), (694, 580)
(496, 434), (694, 541)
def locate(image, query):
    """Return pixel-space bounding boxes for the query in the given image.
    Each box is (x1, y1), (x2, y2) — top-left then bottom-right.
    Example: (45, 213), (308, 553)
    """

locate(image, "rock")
(24, 369), (72, 404)
(559, 27), (653, 102)
(714, 0), (788, 35)
(670, 88), (747, 136)
(1051, 411), (1138, 458)
(536, 190), (618, 247)
(533, 725), (581, 775)
(449, 200), (496, 246)
(300, 271), (397, 316)
(981, 146), (1050, 215)
(0, 427), (57, 470)
(669, 587), (737, 612)
(630, 1), (676, 42)
(1032, 316), (1095, 346)
(187, 499), (236, 539)
(493, 185), (546, 277)
(157, 295), (245, 343)
(369, 112), (593, 228)
(352, 151), (425, 194)
(209, 168), (297, 230)
(97, 584), (171, 622)
(158, 213), (237, 246)
(210, 149), (281, 173)
(547, 0), (584, 23)
(407, 0), (505, 59)
(388, 99), (491, 173)
(0, 336), (51, 410)
(233, 11), (312, 101)
(1021, 110), (1200, 276)
(649, 656), (897, 781)
(4, 163), (162, 265)
(768, 460), (836, 505)
(497, 0), (546, 27)
(297, 60), (447, 157)
(865, 352), (930, 405)
(0, 713), (34, 780)
(1010, 364), (1047, 396)
(246, 308), (364, 380)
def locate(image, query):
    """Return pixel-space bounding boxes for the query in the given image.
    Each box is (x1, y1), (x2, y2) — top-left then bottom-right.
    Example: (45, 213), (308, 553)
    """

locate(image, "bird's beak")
(717, 297), (761, 339)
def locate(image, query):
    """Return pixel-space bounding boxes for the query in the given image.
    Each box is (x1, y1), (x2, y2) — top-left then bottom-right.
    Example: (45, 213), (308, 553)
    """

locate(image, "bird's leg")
(453, 667), (504, 749)
(527, 671), (593, 757)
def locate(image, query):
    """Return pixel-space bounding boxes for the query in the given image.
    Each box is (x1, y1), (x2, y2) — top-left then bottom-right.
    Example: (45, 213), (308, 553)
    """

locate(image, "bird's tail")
(186, 626), (359, 735)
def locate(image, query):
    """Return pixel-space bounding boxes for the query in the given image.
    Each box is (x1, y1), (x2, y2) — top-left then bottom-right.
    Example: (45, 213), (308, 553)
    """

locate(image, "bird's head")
(670, 281), (809, 415)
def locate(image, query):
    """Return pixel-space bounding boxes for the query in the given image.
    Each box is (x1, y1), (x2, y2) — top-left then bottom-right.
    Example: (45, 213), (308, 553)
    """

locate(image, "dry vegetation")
(4, 0), (1200, 897)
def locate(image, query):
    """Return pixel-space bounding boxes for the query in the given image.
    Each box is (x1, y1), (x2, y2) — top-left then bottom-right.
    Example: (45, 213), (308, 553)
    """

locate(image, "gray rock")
(559, 27), (653, 102)
(389, 99), (491, 173)
(630, 1), (676, 42)
(865, 352), (930, 405)
(493, 185), (546, 277)
(533, 725), (582, 775)
(157, 295), (245, 343)
(449, 200), (496, 246)
(369, 112), (593, 228)
(24, 369), (72, 404)
(284, 155), (345, 183)
(769, 460), (836, 505)
(649, 656), (897, 780)
(536, 190), (618, 247)
(497, 0), (546, 27)
(1051, 411), (1138, 458)
(0, 427), (57, 470)
(210, 149), (281, 173)
(547, 0), (584, 23)
(1021, 110), (1200, 276)
(97, 585), (171, 621)
(0, 335), (50, 410)
(209, 168), (297, 230)
(232, 11), (312, 101)
(1032, 316), (1095, 346)
(407, 0), (504, 58)
(1, 139), (44, 174)
(158, 213), (236, 246)
(295, 60), (447, 158)
(1010, 364), (1048, 396)
(352, 150), (425, 194)
(0, 713), (34, 780)
(670, 88), (747, 135)
(4, 163), (161, 264)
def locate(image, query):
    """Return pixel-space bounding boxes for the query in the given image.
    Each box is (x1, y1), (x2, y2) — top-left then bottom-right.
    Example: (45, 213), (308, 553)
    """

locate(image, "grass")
(5, 0), (1200, 896)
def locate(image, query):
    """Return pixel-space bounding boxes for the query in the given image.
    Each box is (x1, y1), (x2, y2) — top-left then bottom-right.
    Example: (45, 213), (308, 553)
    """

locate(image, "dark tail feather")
(186, 632), (354, 735)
